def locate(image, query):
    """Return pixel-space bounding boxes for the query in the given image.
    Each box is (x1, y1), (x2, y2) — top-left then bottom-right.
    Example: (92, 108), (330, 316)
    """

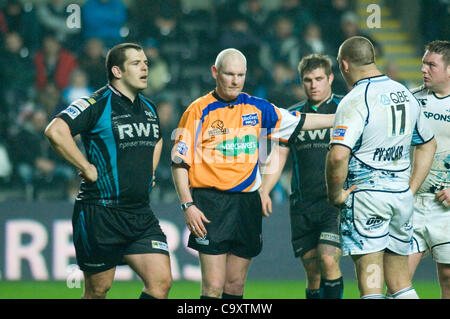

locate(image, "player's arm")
(259, 143), (290, 217)
(45, 118), (97, 182)
(325, 144), (356, 206)
(152, 139), (163, 186)
(171, 163), (210, 237)
(301, 113), (335, 130)
(409, 137), (436, 194)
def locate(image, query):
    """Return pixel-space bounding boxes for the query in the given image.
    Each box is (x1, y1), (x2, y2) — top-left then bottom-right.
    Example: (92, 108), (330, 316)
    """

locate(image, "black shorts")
(72, 201), (169, 273)
(290, 197), (341, 258)
(187, 188), (263, 259)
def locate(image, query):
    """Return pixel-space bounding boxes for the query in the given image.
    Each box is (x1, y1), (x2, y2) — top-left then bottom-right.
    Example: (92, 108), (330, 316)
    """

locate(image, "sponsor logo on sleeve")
(331, 126), (347, 141)
(71, 98), (90, 111)
(62, 105), (81, 119)
(176, 141), (188, 156)
(242, 113), (259, 126)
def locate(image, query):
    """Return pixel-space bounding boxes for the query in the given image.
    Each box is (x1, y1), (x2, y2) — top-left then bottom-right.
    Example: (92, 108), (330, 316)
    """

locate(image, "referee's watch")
(181, 202), (195, 211)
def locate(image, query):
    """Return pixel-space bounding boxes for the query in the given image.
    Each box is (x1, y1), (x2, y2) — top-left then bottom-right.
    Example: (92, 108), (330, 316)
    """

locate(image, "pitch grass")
(0, 280), (441, 299)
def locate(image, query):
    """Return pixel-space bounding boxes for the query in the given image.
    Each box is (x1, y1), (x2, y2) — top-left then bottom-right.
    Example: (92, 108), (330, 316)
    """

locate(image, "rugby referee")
(171, 48), (335, 299)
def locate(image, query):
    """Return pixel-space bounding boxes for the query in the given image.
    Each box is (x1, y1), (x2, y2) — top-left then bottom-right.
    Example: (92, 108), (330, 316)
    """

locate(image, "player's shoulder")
(411, 84), (429, 97)
(64, 87), (108, 116)
(288, 100), (307, 112)
(331, 93), (344, 104)
(240, 92), (276, 110)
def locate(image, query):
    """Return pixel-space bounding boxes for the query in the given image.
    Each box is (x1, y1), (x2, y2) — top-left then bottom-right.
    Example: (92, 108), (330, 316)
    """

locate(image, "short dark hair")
(298, 54), (333, 79)
(105, 42), (143, 82)
(339, 36), (375, 66)
(425, 40), (450, 66)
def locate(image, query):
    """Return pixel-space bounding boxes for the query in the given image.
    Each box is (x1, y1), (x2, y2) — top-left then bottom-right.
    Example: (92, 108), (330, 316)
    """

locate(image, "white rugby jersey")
(330, 75), (434, 192)
(413, 85), (450, 195)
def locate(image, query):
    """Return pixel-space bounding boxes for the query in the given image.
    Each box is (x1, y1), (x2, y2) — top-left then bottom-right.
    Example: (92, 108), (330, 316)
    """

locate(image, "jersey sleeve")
(264, 106), (305, 143)
(171, 107), (199, 168)
(56, 97), (103, 136)
(330, 94), (368, 150)
(411, 100), (434, 146)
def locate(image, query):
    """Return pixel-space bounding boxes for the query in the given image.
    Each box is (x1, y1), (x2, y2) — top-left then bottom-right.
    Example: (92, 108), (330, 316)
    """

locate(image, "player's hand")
(259, 189), (272, 217)
(436, 188), (450, 208)
(328, 185), (357, 207)
(79, 164), (98, 183)
(184, 205), (210, 238)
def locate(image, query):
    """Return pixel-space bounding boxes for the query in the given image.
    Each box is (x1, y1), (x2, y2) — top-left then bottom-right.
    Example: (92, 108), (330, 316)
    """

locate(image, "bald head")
(214, 48), (247, 71)
(338, 36), (376, 66)
(212, 48), (247, 101)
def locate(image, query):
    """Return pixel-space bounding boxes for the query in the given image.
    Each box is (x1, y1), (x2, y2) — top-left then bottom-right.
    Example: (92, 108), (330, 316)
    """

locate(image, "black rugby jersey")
(57, 85), (161, 209)
(287, 94), (342, 205)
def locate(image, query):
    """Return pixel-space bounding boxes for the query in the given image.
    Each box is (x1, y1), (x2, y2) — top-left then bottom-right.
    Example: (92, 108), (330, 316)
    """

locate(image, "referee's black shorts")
(72, 201), (169, 273)
(188, 188), (263, 259)
(290, 197), (341, 258)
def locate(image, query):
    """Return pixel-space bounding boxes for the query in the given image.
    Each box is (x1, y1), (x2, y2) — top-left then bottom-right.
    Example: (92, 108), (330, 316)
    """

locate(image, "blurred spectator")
(315, 0), (352, 47)
(62, 69), (94, 104)
(129, 0), (182, 42)
(218, 15), (261, 61)
(0, 32), (35, 119)
(267, 0), (315, 37)
(78, 38), (107, 91)
(259, 15), (301, 74)
(0, 0), (40, 52)
(384, 60), (415, 88)
(37, 82), (65, 117)
(266, 61), (299, 108)
(81, 0), (127, 48)
(333, 11), (383, 58)
(33, 32), (78, 91)
(10, 108), (76, 200)
(36, 0), (81, 51)
(141, 38), (171, 97)
(238, 0), (270, 36)
(152, 11), (188, 59)
(300, 23), (334, 57)
(420, 0), (450, 44)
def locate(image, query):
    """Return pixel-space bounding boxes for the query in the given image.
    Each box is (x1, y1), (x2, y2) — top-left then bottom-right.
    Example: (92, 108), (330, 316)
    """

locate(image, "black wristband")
(181, 201), (194, 211)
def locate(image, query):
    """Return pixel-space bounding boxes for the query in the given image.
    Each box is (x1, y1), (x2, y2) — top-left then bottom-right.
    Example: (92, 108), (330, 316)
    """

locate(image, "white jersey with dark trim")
(330, 75), (434, 192)
(413, 86), (450, 194)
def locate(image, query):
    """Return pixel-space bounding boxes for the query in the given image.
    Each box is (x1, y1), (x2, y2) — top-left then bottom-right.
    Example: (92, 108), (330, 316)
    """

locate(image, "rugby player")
(409, 40), (450, 299)
(45, 43), (172, 299)
(326, 36), (436, 299)
(260, 54), (344, 299)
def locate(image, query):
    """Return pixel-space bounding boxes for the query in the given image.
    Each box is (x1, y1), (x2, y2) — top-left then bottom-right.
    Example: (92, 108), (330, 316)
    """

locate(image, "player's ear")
(211, 65), (218, 80)
(341, 59), (350, 73)
(111, 66), (122, 79)
(328, 72), (334, 84)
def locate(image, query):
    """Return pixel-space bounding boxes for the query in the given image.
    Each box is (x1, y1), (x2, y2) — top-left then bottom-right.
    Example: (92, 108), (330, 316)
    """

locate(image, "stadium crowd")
(0, 0), (447, 201)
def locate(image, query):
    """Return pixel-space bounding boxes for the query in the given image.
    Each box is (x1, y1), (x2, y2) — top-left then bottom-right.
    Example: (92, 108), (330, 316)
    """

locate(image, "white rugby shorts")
(412, 193), (450, 263)
(340, 189), (414, 256)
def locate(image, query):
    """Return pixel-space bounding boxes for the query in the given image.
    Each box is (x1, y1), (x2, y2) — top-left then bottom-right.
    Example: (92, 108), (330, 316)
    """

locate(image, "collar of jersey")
(108, 84), (137, 105)
(212, 90), (239, 104)
(353, 74), (388, 87)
